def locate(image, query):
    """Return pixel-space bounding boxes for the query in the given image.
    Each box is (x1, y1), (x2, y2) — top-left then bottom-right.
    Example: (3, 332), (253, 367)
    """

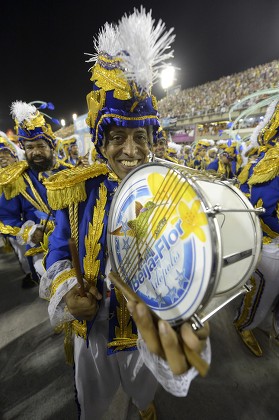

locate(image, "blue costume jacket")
(44, 164), (138, 354)
(0, 160), (71, 247)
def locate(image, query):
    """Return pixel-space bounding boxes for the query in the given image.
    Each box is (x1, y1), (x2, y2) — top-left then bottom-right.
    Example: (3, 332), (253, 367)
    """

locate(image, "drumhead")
(107, 162), (220, 326)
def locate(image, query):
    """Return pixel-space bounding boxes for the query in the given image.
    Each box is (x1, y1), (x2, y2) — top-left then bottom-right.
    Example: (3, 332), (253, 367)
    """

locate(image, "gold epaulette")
(249, 147), (279, 185)
(43, 163), (109, 209)
(238, 162), (252, 185)
(0, 161), (28, 199)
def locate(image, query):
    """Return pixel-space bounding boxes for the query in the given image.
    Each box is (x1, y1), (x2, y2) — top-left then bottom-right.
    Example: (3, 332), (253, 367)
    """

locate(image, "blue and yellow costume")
(39, 11), (209, 420)
(234, 99), (279, 356)
(0, 102), (72, 262)
(191, 139), (213, 170)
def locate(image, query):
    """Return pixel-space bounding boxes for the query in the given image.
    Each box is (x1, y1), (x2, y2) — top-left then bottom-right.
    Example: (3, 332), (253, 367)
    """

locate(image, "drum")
(107, 161), (262, 327)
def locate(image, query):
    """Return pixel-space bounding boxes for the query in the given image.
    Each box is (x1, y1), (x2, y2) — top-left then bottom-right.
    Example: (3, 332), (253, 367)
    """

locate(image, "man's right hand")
(64, 284), (102, 320)
(30, 227), (44, 245)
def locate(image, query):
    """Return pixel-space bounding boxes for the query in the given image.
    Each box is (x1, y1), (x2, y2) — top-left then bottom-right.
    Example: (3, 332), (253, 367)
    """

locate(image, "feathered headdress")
(10, 100), (59, 148)
(0, 131), (18, 158)
(85, 7), (175, 156)
(58, 135), (79, 159)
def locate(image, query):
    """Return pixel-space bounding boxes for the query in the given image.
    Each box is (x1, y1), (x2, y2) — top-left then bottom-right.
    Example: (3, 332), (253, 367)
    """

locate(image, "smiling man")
(40, 9), (210, 420)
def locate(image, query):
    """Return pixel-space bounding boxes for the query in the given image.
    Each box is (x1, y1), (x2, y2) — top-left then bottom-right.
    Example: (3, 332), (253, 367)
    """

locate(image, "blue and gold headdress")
(10, 100), (59, 148)
(85, 7), (175, 156)
(0, 131), (18, 158)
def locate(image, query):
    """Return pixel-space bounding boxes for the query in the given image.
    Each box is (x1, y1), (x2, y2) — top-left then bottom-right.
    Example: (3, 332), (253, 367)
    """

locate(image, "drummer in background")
(206, 140), (238, 179)
(59, 135), (80, 165)
(207, 146), (218, 163)
(165, 142), (181, 163)
(0, 132), (36, 288)
(191, 139), (213, 170)
(153, 127), (168, 158)
(234, 99), (279, 357)
(40, 9), (210, 420)
(181, 144), (192, 166)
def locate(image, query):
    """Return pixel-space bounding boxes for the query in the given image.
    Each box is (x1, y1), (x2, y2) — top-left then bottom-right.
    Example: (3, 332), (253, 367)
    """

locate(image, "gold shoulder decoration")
(249, 147), (279, 185)
(107, 287), (138, 351)
(0, 161), (28, 199)
(44, 163), (109, 209)
(238, 162), (252, 185)
(83, 183), (107, 286)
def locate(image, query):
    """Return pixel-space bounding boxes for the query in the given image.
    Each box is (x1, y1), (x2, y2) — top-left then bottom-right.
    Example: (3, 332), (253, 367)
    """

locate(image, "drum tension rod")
(205, 205), (266, 215)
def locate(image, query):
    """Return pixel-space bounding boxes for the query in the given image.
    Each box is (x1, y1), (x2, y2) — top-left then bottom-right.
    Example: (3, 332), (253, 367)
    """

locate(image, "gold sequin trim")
(0, 221), (20, 235)
(51, 268), (76, 298)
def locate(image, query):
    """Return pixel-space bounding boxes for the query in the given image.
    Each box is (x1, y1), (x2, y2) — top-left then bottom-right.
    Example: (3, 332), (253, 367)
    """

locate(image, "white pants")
(74, 299), (158, 420)
(8, 237), (30, 274)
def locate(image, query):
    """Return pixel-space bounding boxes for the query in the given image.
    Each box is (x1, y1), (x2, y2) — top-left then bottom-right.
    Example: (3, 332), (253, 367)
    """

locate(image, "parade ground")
(1, 249), (279, 420)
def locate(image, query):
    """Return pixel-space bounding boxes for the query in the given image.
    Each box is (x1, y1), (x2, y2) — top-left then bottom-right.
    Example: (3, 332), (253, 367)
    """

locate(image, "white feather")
(118, 7), (175, 93)
(85, 23), (120, 65)
(10, 101), (37, 124)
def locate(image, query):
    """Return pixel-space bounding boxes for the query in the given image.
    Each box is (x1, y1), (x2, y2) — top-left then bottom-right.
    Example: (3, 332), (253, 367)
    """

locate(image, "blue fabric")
(0, 162), (69, 232)
(46, 174), (138, 353)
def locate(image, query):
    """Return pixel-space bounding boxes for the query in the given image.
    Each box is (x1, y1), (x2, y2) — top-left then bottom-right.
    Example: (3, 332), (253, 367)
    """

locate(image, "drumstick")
(108, 271), (209, 377)
(68, 238), (86, 297)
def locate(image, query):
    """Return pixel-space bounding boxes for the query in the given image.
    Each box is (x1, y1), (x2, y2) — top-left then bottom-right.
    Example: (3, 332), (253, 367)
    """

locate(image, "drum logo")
(109, 169), (213, 322)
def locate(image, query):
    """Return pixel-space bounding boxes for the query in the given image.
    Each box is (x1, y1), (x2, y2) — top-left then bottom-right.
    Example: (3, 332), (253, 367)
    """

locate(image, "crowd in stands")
(158, 60), (279, 119)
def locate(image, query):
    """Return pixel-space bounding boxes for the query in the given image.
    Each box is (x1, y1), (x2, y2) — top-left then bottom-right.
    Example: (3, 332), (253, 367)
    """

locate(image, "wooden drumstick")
(108, 271), (209, 377)
(68, 238), (86, 297)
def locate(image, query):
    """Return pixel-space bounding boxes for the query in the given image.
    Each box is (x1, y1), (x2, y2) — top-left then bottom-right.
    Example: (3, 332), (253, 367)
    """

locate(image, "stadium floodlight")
(72, 113), (77, 121)
(161, 65), (175, 90)
(61, 119), (66, 127)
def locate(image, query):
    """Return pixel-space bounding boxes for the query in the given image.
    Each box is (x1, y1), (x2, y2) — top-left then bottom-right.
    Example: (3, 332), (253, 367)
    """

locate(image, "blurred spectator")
(158, 61), (279, 120)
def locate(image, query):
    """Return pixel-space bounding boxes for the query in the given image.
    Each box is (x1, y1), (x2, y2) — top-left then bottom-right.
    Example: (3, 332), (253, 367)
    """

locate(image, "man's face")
(101, 126), (151, 180)
(153, 139), (167, 158)
(70, 144), (79, 158)
(24, 139), (54, 172)
(0, 150), (17, 168)
(220, 152), (230, 164)
(199, 147), (207, 157)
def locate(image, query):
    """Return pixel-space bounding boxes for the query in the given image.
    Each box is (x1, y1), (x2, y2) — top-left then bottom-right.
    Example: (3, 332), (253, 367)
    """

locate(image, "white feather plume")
(10, 101), (37, 124)
(118, 6), (175, 93)
(85, 23), (120, 65)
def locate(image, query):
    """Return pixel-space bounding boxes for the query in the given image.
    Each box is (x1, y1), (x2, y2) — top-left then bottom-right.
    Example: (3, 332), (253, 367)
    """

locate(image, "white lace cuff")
(16, 220), (35, 245)
(137, 336), (211, 397)
(39, 259), (78, 327)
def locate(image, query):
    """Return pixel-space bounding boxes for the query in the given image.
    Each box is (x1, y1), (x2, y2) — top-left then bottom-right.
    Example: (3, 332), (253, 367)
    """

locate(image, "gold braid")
(69, 202), (79, 250)
(21, 173), (50, 213)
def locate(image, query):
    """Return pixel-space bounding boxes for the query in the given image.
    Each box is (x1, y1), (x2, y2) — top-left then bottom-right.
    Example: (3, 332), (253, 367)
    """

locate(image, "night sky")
(1, 0), (278, 131)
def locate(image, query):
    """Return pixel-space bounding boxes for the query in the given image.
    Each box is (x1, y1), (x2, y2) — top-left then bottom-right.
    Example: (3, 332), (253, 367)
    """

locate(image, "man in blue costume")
(0, 132), (36, 287)
(0, 101), (72, 280)
(40, 9), (210, 420)
(234, 99), (279, 356)
(60, 136), (80, 165)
